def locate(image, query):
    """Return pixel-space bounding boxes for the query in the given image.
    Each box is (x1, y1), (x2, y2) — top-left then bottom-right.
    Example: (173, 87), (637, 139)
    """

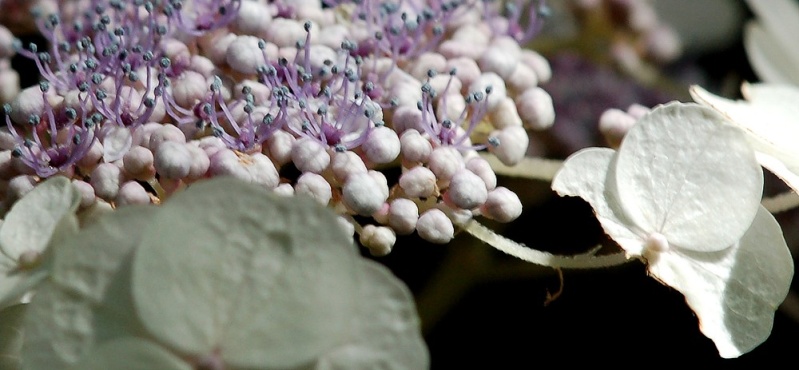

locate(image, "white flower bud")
(400, 129), (433, 165)
(154, 141), (192, 179)
(185, 144), (210, 180)
(71, 179), (96, 209)
(444, 169), (488, 210)
(91, 163), (122, 201)
(197, 28), (236, 65)
(520, 50), (552, 83)
(148, 124), (186, 151)
(189, 55), (216, 79)
(342, 172), (387, 216)
(465, 157), (497, 190)
(599, 108), (637, 149)
(368, 170), (390, 200)
(416, 209), (454, 244)
(77, 140), (104, 169)
(265, 130), (295, 167)
(123, 145), (155, 180)
(488, 96), (523, 129)
(399, 166), (437, 198)
(295, 172), (332, 205)
(132, 122), (163, 147)
(469, 72), (507, 112)
(330, 150), (367, 183)
(233, 0), (273, 36)
(409, 52), (448, 80)
(266, 18), (308, 48)
(487, 126), (529, 166)
(446, 57), (482, 92)
(0, 67), (20, 104)
(507, 63), (538, 92)
(226, 35), (264, 75)
(116, 181), (151, 206)
(478, 44), (519, 80)
(272, 183), (294, 196)
(171, 71), (207, 108)
(480, 187), (522, 222)
(391, 105), (424, 134)
(291, 137), (330, 174)
(360, 225), (396, 257)
(102, 126), (133, 163)
(428, 146), (465, 182)
(439, 39), (484, 60)
(9, 86), (44, 124)
(362, 126), (401, 164)
(388, 198), (419, 235)
(516, 87), (555, 130)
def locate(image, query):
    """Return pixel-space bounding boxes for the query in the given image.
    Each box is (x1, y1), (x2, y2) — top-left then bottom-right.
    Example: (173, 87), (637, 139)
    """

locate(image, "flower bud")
(342, 172), (387, 216)
(360, 225), (396, 257)
(295, 172), (332, 205)
(416, 209), (454, 244)
(480, 187), (522, 222)
(399, 166), (437, 198)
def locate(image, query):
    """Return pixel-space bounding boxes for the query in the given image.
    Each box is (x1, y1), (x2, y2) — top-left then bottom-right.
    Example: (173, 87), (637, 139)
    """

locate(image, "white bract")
(21, 178), (428, 369)
(0, 177), (80, 308)
(691, 83), (799, 193)
(742, 0), (799, 85)
(552, 102), (793, 358)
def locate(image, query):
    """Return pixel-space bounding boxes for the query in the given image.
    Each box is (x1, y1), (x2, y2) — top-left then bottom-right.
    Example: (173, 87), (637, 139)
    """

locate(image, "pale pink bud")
(147, 124), (186, 151)
(388, 198), (419, 235)
(399, 166), (437, 198)
(116, 181), (151, 206)
(265, 130), (296, 167)
(342, 172), (387, 216)
(428, 146), (465, 182)
(226, 35), (264, 75)
(480, 187), (522, 223)
(391, 105), (424, 134)
(465, 157), (497, 190)
(362, 126), (401, 165)
(123, 146), (155, 180)
(400, 129), (432, 165)
(516, 87), (555, 130)
(171, 71), (207, 108)
(489, 96), (523, 129)
(520, 50), (552, 83)
(71, 179), (96, 209)
(291, 137), (330, 174)
(409, 52), (448, 80)
(360, 225), (396, 256)
(469, 72), (506, 112)
(444, 169), (488, 210)
(416, 209), (454, 244)
(331, 150), (367, 183)
(488, 126), (529, 166)
(445, 57), (481, 92)
(91, 163), (122, 201)
(154, 141), (192, 179)
(598, 108), (637, 149)
(295, 172), (332, 205)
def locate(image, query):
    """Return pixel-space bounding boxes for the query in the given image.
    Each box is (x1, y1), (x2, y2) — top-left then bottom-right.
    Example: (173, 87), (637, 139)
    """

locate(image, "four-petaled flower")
(552, 102), (794, 358)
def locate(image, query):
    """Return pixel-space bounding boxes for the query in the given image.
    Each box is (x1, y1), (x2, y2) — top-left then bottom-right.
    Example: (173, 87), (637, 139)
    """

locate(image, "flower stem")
(459, 219), (633, 269)
(762, 191), (799, 213)
(481, 153), (563, 181)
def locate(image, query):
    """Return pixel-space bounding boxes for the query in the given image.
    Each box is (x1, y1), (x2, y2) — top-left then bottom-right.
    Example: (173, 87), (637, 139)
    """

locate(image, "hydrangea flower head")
(552, 102), (793, 358)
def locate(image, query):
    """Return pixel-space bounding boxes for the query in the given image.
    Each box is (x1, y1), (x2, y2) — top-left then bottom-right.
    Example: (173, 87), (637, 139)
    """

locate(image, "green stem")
(459, 219), (633, 269)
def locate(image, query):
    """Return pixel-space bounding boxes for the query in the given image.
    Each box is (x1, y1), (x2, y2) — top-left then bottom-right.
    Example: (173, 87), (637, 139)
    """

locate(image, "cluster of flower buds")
(0, 0), (557, 255)
(571, 0), (682, 67)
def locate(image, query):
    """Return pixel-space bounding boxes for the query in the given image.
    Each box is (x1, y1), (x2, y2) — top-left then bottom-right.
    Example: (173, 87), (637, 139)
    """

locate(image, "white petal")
(691, 83), (799, 192)
(0, 176), (80, 259)
(614, 103), (762, 252)
(131, 178), (361, 369)
(315, 261), (429, 370)
(551, 147), (645, 255)
(0, 304), (26, 370)
(744, 22), (799, 85)
(646, 206), (793, 358)
(68, 337), (191, 370)
(22, 206), (156, 369)
(744, 0), (799, 84)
